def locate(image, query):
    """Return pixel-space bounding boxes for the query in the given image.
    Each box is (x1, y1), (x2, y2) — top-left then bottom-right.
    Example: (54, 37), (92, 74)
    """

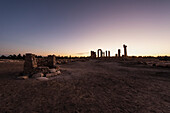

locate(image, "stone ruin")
(91, 51), (96, 58)
(47, 55), (56, 68)
(22, 53), (60, 80)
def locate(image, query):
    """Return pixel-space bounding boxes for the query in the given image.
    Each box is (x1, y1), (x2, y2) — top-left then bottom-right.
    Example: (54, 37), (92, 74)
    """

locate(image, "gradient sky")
(0, 0), (170, 56)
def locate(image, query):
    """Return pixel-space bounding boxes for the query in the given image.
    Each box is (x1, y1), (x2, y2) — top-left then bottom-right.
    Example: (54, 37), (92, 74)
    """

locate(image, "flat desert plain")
(0, 59), (170, 113)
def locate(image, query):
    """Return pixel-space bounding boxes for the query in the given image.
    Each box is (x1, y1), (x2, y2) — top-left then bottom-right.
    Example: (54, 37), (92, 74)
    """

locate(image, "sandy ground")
(0, 59), (170, 113)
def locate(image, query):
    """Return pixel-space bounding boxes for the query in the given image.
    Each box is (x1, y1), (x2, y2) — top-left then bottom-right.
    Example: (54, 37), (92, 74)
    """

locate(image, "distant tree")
(8, 55), (13, 59)
(23, 55), (25, 60)
(0, 55), (6, 59)
(17, 54), (22, 59)
(12, 54), (17, 59)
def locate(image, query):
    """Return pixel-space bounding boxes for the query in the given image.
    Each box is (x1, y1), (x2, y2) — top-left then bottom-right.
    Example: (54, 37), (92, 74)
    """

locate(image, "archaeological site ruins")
(91, 44), (128, 58)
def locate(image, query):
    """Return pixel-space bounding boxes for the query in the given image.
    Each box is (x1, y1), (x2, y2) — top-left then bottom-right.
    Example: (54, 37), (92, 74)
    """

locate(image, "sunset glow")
(0, 0), (170, 56)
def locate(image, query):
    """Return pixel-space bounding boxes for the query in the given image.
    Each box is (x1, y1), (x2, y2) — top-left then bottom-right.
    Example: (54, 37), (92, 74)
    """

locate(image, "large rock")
(49, 69), (56, 73)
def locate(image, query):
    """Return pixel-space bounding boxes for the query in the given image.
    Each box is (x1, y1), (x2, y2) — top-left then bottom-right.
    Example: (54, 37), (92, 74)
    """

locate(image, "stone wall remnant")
(24, 53), (37, 74)
(48, 55), (56, 68)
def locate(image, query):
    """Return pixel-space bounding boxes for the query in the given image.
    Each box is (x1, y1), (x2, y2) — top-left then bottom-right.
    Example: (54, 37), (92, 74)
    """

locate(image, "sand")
(0, 59), (169, 113)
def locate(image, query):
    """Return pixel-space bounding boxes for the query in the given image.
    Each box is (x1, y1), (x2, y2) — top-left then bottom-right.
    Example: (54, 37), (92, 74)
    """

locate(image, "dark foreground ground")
(0, 59), (170, 113)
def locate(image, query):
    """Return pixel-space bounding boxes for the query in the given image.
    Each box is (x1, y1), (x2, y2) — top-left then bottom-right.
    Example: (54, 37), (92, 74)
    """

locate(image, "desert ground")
(0, 59), (170, 113)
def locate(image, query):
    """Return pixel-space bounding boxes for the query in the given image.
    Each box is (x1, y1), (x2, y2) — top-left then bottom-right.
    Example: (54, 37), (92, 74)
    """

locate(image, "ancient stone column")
(97, 49), (100, 57)
(48, 55), (56, 68)
(108, 51), (110, 57)
(24, 53), (37, 74)
(118, 49), (121, 57)
(101, 50), (103, 57)
(97, 49), (102, 57)
(105, 51), (107, 57)
(123, 44), (127, 57)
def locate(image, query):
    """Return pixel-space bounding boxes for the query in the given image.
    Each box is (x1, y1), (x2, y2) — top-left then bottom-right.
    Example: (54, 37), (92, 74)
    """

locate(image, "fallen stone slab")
(32, 73), (44, 78)
(36, 77), (49, 81)
(18, 76), (29, 80)
(46, 71), (61, 78)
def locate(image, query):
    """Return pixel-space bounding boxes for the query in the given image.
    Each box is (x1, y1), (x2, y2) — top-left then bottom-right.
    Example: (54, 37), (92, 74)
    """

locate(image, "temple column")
(118, 49), (121, 57)
(123, 44), (127, 57)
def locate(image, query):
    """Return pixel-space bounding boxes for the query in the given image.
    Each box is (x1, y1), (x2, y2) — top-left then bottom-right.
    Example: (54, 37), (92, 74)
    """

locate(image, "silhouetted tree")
(17, 54), (22, 59)
(0, 55), (6, 59)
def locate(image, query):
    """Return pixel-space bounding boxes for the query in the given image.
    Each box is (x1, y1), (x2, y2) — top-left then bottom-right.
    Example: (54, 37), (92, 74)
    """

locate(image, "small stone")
(18, 76), (29, 80)
(36, 77), (48, 81)
(56, 70), (61, 75)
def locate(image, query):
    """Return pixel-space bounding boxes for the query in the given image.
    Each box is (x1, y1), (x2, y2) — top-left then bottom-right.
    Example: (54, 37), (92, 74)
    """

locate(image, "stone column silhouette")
(24, 53), (37, 74)
(108, 51), (110, 57)
(123, 44), (127, 57)
(97, 49), (100, 57)
(97, 49), (102, 57)
(105, 51), (107, 57)
(118, 49), (121, 57)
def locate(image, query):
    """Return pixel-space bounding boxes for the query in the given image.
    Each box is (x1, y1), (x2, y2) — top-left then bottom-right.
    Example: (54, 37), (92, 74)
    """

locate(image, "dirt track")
(0, 59), (170, 113)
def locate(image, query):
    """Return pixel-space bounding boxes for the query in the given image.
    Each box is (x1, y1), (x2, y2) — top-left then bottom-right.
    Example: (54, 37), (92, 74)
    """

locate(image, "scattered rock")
(32, 73), (44, 78)
(49, 69), (56, 73)
(46, 73), (54, 78)
(18, 76), (29, 80)
(56, 70), (61, 75)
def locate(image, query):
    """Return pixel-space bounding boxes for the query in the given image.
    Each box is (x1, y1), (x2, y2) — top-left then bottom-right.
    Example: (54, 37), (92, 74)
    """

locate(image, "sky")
(0, 0), (170, 57)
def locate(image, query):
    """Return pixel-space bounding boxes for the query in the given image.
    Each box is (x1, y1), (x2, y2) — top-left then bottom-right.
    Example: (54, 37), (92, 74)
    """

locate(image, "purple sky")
(0, 0), (170, 56)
